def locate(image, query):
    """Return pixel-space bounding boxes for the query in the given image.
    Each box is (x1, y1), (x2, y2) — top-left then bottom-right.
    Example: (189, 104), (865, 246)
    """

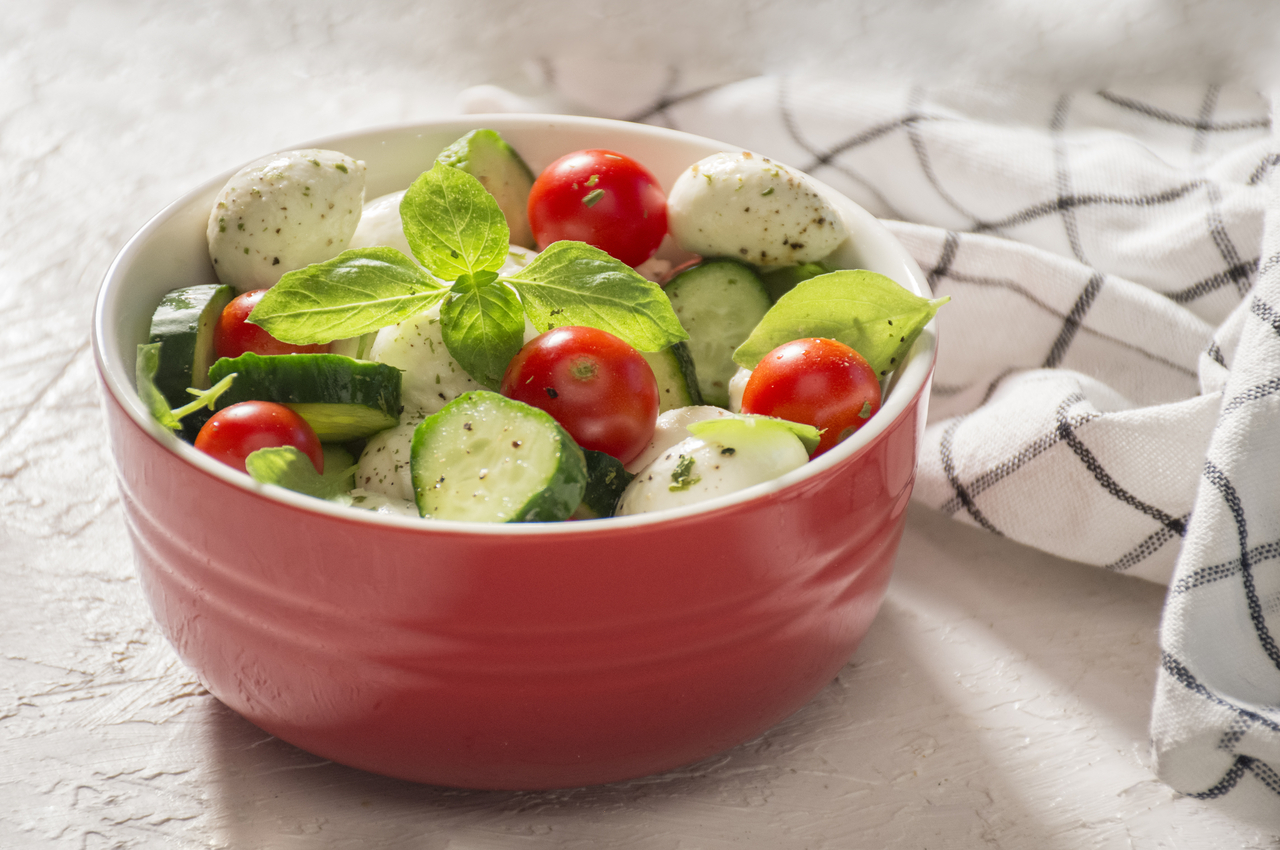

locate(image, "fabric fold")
(468, 69), (1280, 826)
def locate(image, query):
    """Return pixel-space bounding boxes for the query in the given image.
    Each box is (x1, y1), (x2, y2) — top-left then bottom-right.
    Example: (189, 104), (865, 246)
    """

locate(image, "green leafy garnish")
(250, 247), (446, 345)
(669, 454), (700, 491)
(244, 143), (687, 389)
(440, 271), (526, 389)
(401, 161), (510, 280)
(245, 445), (358, 501)
(687, 413), (821, 456)
(733, 270), (948, 377)
(136, 343), (236, 430)
(508, 242), (687, 352)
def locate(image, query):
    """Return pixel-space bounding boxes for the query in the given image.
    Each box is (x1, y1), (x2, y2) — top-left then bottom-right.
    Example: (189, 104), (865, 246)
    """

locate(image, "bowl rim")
(92, 114), (936, 536)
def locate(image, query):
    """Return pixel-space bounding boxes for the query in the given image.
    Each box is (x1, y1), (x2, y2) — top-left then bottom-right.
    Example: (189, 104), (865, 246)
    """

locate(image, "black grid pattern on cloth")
(1156, 208), (1280, 805)
(1161, 651), (1280, 800)
(614, 75), (1280, 809)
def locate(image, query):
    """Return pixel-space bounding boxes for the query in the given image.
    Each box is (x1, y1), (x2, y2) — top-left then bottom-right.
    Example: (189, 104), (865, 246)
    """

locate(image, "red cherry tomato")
(740, 338), (882, 457)
(500, 326), (660, 465)
(215, 289), (331, 359)
(527, 149), (668, 268)
(194, 401), (324, 475)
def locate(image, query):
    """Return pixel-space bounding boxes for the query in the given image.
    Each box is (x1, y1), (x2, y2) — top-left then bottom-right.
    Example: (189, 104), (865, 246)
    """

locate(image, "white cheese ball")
(370, 300), (479, 420)
(624, 405), (732, 474)
(208, 149), (366, 290)
(371, 280), (540, 419)
(348, 189), (412, 257)
(667, 151), (847, 268)
(354, 422), (417, 501)
(614, 431), (809, 516)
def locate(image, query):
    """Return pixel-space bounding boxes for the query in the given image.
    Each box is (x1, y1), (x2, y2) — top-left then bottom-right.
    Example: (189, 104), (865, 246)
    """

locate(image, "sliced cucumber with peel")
(146, 284), (234, 403)
(437, 129), (537, 250)
(208, 352), (402, 441)
(641, 341), (702, 413)
(664, 260), (772, 407)
(146, 283), (235, 441)
(411, 391), (587, 522)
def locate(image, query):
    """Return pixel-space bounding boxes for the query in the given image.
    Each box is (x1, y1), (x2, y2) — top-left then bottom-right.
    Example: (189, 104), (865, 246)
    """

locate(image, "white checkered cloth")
(468, 73), (1280, 824)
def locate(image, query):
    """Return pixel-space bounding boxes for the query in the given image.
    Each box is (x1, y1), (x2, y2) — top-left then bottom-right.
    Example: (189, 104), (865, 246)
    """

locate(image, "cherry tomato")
(500, 326), (659, 465)
(527, 149), (668, 268)
(214, 289), (331, 359)
(740, 338), (881, 457)
(194, 401), (324, 475)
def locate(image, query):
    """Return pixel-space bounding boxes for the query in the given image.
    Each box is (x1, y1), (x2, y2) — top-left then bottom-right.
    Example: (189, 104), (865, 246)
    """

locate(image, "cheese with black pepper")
(666, 151), (847, 268)
(207, 148), (366, 290)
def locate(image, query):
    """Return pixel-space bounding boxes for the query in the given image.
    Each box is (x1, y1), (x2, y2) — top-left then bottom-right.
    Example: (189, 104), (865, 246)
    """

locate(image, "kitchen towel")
(465, 72), (1280, 826)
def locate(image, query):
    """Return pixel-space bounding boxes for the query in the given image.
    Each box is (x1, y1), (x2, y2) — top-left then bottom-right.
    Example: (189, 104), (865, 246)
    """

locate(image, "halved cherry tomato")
(215, 289), (331, 359)
(194, 401), (324, 474)
(499, 326), (659, 465)
(740, 338), (881, 457)
(527, 149), (668, 268)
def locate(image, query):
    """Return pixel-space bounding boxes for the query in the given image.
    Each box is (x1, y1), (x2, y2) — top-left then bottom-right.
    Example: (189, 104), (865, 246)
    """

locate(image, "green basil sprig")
(733, 270), (949, 378)
(249, 161), (687, 390)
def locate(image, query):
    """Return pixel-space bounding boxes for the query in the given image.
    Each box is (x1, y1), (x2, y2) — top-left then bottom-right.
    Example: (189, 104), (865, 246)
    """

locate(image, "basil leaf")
(505, 241), (688, 352)
(733, 270), (948, 377)
(401, 162), (509, 280)
(250, 247), (447, 345)
(245, 445), (358, 500)
(687, 413), (821, 456)
(440, 271), (526, 390)
(136, 343), (181, 430)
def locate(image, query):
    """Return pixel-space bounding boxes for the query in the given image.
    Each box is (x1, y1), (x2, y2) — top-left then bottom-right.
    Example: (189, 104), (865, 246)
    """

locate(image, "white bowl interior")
(93, 115), (936, 533)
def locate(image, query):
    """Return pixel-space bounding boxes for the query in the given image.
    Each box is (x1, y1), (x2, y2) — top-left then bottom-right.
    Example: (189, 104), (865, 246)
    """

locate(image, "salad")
(137, 129), (945, 523)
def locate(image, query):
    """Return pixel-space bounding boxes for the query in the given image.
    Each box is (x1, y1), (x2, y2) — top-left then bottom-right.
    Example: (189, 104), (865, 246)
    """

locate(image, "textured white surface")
(3, 2), (1279, 847)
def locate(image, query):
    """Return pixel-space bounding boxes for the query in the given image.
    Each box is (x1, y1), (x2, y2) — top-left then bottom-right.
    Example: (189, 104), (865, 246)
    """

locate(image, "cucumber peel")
(209, 352), (402, 441)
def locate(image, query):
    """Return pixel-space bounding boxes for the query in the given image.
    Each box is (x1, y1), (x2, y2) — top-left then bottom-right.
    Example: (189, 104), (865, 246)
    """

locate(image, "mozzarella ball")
(370, 300), (480, 419)
(348, 190), (412, 257)
(207, 149), (366, 290)
(371, 279), (539, 418)
(667, 151), (847, 268)
(614, 430), (809, 516)
(624, 405), (732, 474)
(355, 423), (417, 502)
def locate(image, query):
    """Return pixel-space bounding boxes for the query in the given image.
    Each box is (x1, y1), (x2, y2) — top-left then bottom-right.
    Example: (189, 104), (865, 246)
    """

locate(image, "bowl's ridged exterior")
(104, 379), (925, 789)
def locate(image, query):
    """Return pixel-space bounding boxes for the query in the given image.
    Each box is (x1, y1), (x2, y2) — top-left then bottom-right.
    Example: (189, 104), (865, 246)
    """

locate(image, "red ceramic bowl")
(92, 116), (936, 789)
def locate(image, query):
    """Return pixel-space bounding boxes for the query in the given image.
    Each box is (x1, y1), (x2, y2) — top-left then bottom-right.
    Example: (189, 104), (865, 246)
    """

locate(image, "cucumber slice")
(209, 352), (402, 441)
(437, 129), (537, 250)
(410, 391), (587, 522)
(641, 341), (703, 413)
(146, 284), (235, 406)
(573, 449), (635, 519)
(665, 260), (772, 407)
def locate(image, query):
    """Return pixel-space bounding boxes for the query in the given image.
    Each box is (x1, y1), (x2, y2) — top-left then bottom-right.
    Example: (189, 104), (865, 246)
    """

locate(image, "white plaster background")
(3, 1), (1280, 846)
